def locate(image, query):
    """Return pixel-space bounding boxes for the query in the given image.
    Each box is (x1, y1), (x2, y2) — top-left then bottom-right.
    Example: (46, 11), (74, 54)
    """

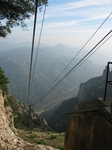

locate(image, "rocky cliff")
(0, 90), (59, 150)
(0, 90), (25, 149)
(77, 66), (112, 102)
(7, 96), (48, 130)
(48, 67), (112, 132)
(48, 97), (79, 132)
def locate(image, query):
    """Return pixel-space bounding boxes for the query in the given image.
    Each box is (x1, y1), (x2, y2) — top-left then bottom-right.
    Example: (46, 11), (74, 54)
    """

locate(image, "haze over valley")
(0, 42), (106, 113)
(0, 0), (112, 149)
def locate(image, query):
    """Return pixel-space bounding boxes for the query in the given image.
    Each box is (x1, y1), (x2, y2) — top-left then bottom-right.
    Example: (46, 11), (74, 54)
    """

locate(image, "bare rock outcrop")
(0, 90), (59, 150)
(0, 90), (25, 149)
(77, 68), (112, 102)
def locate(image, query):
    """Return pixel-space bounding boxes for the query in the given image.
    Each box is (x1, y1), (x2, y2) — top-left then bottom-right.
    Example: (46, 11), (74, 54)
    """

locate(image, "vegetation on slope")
(5, 96), (64, 149)
(17, 129), (64, 150)
(0, 67), (9, 96)
(0, 66), (64, 149)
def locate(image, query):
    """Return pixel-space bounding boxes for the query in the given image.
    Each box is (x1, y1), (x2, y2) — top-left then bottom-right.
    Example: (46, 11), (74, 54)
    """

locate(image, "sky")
(1, 0), (112, 57)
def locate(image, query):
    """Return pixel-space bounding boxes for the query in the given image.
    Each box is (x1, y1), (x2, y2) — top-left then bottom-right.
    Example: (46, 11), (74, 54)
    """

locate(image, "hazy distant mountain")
(0, 44), (105, 113)
(0, 41), (110, 65)
(0, 41), (49, 51)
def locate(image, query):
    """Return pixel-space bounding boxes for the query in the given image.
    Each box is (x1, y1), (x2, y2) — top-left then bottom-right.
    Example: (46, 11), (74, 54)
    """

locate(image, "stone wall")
(64, 113), (112, 150)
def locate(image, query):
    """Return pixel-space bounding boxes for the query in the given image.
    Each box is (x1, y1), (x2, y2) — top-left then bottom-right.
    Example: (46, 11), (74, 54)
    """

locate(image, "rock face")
(48, 97), (79, 132)
(48, 67), (112, 132)
(64, 113), (112, 150)
(0, 90), (58, 150)
(0, 90), (24, 149)
(77, 67), (112, 102)
(77, 76), (102, 101)
(9, 97), (48, 128)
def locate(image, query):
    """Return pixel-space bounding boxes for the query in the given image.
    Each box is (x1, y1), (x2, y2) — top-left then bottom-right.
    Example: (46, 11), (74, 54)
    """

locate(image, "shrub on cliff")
(0, 67), (9, 96)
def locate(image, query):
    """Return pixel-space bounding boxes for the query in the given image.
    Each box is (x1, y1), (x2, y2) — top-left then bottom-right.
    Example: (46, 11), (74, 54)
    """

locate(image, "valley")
(0, 43), (105, 113)
(0, 1), (112, 149)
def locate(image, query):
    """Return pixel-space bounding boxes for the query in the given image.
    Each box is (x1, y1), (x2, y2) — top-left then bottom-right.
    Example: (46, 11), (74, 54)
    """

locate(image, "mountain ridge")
(0, 44), (105, 113)
(47, 67), (112, 132)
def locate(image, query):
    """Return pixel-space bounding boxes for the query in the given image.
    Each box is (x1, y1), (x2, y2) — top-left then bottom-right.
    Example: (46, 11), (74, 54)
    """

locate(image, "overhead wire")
(27, 0), (38, 104)
(38, 12), (112, 98)
(33, 30), (112, 106)
(52, 34), (112, 101)
(32, 12), (112, 105)
(68, 35), (112, 78)
(30, 12), (112, 106)
(31, 4), (47, 84)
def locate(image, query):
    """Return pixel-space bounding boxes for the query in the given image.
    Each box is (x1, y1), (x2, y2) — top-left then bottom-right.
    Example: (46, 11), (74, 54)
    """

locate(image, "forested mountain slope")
(0, 44), (104, 112)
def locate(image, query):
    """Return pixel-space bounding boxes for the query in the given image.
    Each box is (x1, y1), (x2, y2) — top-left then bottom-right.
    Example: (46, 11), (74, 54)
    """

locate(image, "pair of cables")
(32, 12), (112, 106)
(27, 1), (47, 104)
(33, 30), (112, 106)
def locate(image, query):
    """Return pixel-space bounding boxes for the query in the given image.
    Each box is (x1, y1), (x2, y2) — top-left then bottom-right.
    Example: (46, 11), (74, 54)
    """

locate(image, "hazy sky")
(1, 0), (112, 56)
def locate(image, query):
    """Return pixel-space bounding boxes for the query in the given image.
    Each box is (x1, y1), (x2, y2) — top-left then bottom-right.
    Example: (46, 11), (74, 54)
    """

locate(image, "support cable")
(33, 30), (112, 105)
(27, 0), (38, 104)
(69, 35), (112, 77)
(39, 12), (112, 97)
(31, 4), (47, 84)
(46, 35), (112, 103)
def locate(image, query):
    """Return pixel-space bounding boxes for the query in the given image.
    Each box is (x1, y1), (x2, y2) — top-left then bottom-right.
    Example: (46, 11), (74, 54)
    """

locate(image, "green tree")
(0, 0), (48, 37)
(0, 67), (9, 96)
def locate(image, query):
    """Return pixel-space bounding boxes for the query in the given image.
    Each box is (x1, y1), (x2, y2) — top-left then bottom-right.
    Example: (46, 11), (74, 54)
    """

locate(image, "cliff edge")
(0, 90), (59, 150)
(0, 90), (25, 149)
